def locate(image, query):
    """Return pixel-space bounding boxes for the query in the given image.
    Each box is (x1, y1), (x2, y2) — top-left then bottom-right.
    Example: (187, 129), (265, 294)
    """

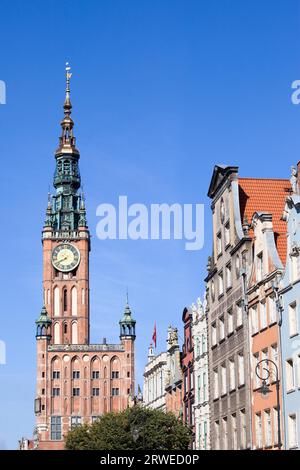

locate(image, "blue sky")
(0, 0), (300, 449)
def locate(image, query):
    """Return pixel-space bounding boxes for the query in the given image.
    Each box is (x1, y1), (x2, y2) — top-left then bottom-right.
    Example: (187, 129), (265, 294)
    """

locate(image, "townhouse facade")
(143, 345), (168, 411)
(165, 326), (183, 418)
(280, 163), (300, 450)
(181, 307), (195, 444)
(247, 197), (288, 449)
(205, 165), (252, 450)
(191, 298), (210, 450)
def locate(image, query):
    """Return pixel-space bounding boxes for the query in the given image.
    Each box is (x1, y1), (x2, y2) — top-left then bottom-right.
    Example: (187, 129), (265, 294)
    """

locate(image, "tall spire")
(46, 63), (86, 232)
(55, 62), (79, 157)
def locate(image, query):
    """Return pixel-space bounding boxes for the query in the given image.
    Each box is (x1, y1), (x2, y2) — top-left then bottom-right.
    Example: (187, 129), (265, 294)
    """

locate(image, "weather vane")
(65, 62), (72, 92)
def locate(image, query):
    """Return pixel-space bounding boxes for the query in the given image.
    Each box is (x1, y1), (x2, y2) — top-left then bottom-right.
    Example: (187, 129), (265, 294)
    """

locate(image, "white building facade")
(192, 298), (210, 450)
(143, 345), (168, 411)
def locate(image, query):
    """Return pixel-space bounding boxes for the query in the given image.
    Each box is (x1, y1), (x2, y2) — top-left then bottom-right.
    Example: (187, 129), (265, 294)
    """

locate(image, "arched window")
(63, 289), (68, 312)
(57, 161), (63, 175)
(54, 287), (60, 317)
(54, 323), (60, 344)
(64, 160), (70, 174)
(71, 287), (77, 316)
(64, 323), (68, 334)
(72, 322), (78, 344)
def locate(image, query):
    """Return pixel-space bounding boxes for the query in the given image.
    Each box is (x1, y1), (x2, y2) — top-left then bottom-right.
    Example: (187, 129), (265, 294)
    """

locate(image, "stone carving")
(290, 166), (298, 194)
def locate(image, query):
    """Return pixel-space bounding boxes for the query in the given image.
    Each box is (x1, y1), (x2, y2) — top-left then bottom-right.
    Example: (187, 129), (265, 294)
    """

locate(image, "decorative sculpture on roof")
(290, 166), (298, 195)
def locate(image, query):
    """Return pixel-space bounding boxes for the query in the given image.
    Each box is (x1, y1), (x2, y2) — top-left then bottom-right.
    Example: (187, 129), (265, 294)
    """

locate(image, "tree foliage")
(65, 406), (192, 450)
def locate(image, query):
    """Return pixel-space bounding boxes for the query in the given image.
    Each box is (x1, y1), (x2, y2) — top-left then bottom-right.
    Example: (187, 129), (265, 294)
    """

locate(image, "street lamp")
(255, 358), (282, 449)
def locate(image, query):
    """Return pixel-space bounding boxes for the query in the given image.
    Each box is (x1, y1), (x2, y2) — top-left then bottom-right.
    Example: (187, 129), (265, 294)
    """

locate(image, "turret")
(35, 306), (52, 340)
(119, 297), (136, 340)
(148, 343), (155, 362)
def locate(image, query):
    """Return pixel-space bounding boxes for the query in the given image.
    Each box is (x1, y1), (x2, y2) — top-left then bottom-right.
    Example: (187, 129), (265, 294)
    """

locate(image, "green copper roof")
(36, 306), (52, 325)
(119, 301), (136, 325)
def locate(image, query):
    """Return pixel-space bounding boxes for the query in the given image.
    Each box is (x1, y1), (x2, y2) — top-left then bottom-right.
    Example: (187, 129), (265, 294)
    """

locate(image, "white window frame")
(288, 414), (298, 449)
(264, 409), (272, 447)
(255, 412), (262, 449)
(289, 302), (298, 337)
(229, 357), (235, 391)
(219, 315), (225, 341)
(213, 368), (219, 399)
(268, 295), (277, 325)
(251, 306), (258, 335)
(260, 301), (267, 330)
(286, 359), (295, 392)
(221, 363), (227, 396)
(238, 353), (245, 386)
(236, 302), (243, 328)
(232, 414), (237, 450)
(228, 308), (233, 335)
(225, 221), (230, 247)
(218, 271), (224, 296)
(226, 263), (232, 289)
(212, 322), (217, 346)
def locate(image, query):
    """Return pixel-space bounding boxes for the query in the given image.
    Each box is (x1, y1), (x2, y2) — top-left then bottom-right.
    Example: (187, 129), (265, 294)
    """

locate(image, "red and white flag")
(152, 322), (157, 348)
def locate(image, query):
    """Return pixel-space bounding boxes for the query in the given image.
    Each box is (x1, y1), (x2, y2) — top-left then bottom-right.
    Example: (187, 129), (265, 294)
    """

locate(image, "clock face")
(52, 243), (80, 272)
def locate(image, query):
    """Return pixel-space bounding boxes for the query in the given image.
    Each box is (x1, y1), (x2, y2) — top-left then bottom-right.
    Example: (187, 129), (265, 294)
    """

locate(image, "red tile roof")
(238, 178), (290, 263)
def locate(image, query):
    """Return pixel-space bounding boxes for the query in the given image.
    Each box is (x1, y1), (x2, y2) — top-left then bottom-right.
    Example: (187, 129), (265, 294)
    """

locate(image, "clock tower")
(42, 64), (90, 346)
(34, 66), (136, 450)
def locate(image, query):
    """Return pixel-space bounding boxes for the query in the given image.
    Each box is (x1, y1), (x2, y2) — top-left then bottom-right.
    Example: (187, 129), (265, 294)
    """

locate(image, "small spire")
(47, 191), (51, 209)
(44, 191), (53, 227)
(78, 191), (88, 227)
(80, 191), (85, 210)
